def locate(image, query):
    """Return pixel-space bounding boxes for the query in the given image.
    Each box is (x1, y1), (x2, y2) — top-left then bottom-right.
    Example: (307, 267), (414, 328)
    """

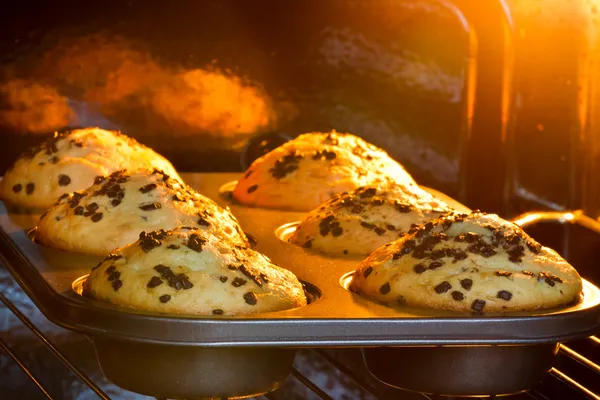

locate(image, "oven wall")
(1, 0), (599, 217)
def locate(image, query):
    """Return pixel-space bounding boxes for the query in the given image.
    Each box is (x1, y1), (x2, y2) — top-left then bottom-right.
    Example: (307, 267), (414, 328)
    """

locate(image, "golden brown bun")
(35, 169), (247, 255)
(2, 127), (180, 210)
(350, 211), (583, 312)
(233, 131), (415, 211)
(289, 182), (450, 256)
(84, 227), (307, 316)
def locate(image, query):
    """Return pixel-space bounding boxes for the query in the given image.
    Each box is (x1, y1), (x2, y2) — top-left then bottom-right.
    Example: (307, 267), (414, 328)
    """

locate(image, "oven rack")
(2, 263), (599, 400)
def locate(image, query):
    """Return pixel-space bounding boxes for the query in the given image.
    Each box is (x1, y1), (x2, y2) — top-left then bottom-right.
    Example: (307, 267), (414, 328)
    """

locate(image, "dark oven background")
(1, 0), (598, 218)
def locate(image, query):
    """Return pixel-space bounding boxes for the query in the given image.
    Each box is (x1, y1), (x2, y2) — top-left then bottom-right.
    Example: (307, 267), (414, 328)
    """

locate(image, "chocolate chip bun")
(1, 127), (180, 210)
(349, 211), (583, 312)
(289, 182), (451, 256)
(233, 131), (416, 211)
(83, 227), (307, 315)
(35, 169), (248, 255)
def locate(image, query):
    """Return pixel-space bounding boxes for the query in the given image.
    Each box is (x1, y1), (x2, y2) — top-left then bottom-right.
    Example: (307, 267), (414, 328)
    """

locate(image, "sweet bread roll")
(350, 211), (583, 312)
(233, 131), (415, 211)
(2, 127), (180, 210)
(83, 227), (307, 315)
(35, 169), (247, 255)
(289, 182), (450, 256)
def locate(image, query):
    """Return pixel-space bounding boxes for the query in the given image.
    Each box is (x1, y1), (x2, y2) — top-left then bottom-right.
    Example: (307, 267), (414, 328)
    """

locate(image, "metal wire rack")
(1, 262), (599, 400)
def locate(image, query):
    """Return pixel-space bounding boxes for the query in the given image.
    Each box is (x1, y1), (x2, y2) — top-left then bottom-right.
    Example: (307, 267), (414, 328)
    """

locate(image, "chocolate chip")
(111, 279), (123, 291)
(107, 271), (121, 281)
(186, 233), (206, 252)
(460, 278), (473, 291)
(386, 224), (396, 231)
(147, 276), (163, 288)
(343, 249), (349, 255)
(49, 156), (59, 164)
(139, 183), (157, 193)
(395, 202), (411, 213)
(139, 202), (162, 211)
(232, 277), (247, 287)
(430, 249), (446, 260)
(170, 274), (193, 290)
(379, 282), (391, 295)
(167, 244), (180, 249)
(197, 215), (211, 227)
(212, 309), (224, 315)
(471, 299), (486, 311)
(25, 183), (34, 195)
(359, 188), (377, 198)
(527, 241), (542, 254)
(496, 290), (512, 301)
(434, 281), (452, 294)
(451, 291), (464, 301)
(105, 266), (116, 275)
(495, 270), (512, 278)
(247, 184), (258, 193)
(111, 199), (122, 207)
(159, 294), (171, 303)
(363, 266), (373, 278)
(374, 227), (386, 236)
(86, 202), (99, 212)
(302, 239), (313, 248)
(94, 176), (105, 185)
(139, 230), (169, 252)
(522, 270), (534, 277)
(74, 206), (84, 215)
(58, 174), (71, 186)
(428, 261), (443, 270)
(219, 276), (228, 283)
(331, 226), (343, 237)
(91, 213), (103, 222)
(361, 221), (375, 230)
(244, 292), (258, 305)
(464, 232), (478, 243)
(12, 184), (22, 193)
(269, 151), (303, 179)
(538, 271), (562, 287)
(413, 264), (427, 274)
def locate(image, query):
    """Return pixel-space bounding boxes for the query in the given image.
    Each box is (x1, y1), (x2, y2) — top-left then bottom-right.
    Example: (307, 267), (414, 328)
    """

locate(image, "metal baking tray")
(1, 173), (599, 398)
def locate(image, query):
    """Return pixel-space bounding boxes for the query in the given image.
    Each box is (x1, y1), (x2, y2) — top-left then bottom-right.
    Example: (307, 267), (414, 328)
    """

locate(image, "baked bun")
(349, 211), (583, 312)
(1, 127), (180, 210)
(233, 131), (415, 211)
(35, 169), (248, 255)
(83, 227), (307, 315)
(289, 182), (450, 256)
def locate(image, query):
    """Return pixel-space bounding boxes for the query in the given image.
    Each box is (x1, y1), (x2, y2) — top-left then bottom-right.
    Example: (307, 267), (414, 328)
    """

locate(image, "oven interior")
(1, 0), (600, 399)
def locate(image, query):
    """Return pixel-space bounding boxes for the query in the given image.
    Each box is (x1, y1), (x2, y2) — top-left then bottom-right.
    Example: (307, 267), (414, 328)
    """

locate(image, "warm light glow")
(0, 79), (74, 134)
(1, 34), (273, 146)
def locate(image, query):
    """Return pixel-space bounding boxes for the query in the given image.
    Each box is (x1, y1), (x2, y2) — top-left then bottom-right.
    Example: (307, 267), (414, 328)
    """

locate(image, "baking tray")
(1, 173), (599, 398)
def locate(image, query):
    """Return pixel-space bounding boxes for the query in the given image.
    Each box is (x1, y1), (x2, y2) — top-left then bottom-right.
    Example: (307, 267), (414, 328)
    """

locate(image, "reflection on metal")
(0, 336), (55, 400)
(550, 368), (600, 400)
(0, 291), (110, 400)
(291, 367), (335, 400)
(512, 210), (584, 227)
(560, 344), (600, 375)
